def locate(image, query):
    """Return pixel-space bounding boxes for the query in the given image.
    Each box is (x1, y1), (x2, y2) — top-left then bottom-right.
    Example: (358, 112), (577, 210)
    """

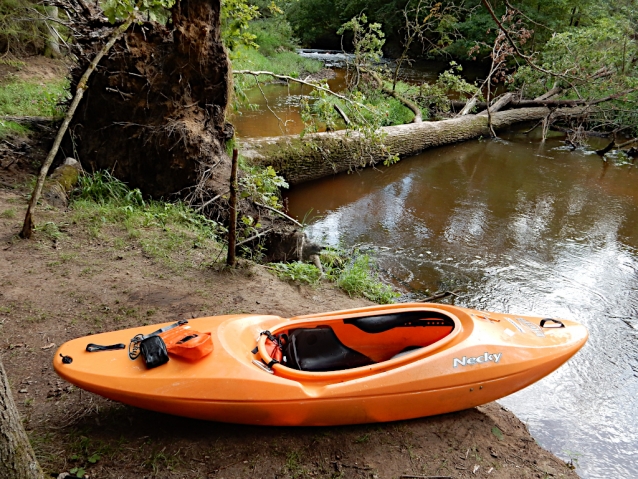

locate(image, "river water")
(234, 61), (638, 478)
(284, 133), (638, 478)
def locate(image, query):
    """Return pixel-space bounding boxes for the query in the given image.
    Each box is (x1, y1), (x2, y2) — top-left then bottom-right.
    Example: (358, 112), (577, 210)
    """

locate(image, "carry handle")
(540, 318), (565, 328)
(86, 343), (126, 352)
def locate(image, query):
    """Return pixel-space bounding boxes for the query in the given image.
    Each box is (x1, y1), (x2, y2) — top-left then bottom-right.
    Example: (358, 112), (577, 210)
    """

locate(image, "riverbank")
(0, 179), (580, 478)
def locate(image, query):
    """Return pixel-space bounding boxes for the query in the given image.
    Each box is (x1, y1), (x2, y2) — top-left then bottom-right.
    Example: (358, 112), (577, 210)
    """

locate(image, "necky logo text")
(453, 352), (502, 368)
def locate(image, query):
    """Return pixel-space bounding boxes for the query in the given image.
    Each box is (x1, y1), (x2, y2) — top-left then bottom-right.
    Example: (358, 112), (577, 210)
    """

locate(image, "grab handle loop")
(540, 318), (565, 328)
(86, 343), (126, 352)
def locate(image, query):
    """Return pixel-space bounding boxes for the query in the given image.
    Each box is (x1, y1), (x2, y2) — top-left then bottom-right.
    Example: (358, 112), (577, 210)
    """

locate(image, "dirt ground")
(0, 55), (69, 85)
(1, 56), (578, 478)
(0, 188), (580, 479)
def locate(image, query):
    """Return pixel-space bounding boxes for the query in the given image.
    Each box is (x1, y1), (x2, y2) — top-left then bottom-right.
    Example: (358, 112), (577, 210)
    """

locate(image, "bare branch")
(233, 70), (374, 113)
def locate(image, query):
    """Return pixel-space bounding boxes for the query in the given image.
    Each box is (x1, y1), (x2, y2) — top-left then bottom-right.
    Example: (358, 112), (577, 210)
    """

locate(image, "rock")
(43, 160), (83, 208)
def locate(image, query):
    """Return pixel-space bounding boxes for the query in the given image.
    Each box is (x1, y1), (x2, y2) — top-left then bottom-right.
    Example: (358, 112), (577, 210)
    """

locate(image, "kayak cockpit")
(255, 307), (463, 381)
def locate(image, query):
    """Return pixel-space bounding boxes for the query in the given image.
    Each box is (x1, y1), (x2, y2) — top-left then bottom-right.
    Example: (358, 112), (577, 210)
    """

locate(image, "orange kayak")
(53, 303), (587, 426)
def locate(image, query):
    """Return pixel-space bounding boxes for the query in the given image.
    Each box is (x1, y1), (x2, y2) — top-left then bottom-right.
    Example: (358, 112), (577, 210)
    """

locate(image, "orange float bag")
(265, 336), (283, 362)
(160, 324), (213, 361)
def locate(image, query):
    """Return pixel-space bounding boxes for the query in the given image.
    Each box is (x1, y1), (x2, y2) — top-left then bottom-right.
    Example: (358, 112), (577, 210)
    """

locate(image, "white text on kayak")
(453, 352), (502, 368)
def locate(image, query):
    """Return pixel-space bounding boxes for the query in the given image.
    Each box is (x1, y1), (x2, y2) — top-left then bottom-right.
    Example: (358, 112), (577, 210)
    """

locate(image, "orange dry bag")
(160, 324), (213, 361)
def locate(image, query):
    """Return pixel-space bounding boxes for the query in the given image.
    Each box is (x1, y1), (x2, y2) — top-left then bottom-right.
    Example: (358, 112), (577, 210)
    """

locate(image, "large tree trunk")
(0, 357), (43, 479)
(240, 106), (587, 185)
(67, 0), (232, 198)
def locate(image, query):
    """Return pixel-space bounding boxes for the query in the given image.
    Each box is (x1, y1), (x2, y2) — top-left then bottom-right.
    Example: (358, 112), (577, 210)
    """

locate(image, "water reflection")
(285, 131), (638, 478)
(231, 70), (348, 138)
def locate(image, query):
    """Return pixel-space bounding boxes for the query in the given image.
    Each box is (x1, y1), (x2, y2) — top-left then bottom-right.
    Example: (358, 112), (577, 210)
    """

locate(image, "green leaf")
(491, 426), (504, 441)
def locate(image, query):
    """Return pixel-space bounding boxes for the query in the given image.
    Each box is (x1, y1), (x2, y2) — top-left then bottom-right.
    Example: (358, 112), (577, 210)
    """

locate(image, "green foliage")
(36, 221), (63, 240)
(250, 17), (298, 56)
(221, 0), (261, 52)
(0, 119), (30, 138)
(417, 63), (480, 115)
(0, 208), (17, 219)
(336, 254), (399, 304)
(238, 160), (289, 208)
(338, 13), (385, 83)
(268, 261), (323, 284)
(0, 79), (69, 117)
(285, 0), (409, 48)
(102, 0), (175, 24)
(75, 171), (144, 206)
(512, 15), (638, 133)
(231, 46), (322, 90)
(266, 249), (398, 304)
(0, 0), (49, 56)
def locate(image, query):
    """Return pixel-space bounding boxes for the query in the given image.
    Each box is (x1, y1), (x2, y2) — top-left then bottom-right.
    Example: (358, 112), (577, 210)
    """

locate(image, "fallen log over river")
(239, 106), (586, 185)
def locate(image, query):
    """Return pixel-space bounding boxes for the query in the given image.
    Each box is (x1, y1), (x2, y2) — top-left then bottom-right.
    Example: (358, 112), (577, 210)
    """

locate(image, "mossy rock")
(43, 160), (82, 208)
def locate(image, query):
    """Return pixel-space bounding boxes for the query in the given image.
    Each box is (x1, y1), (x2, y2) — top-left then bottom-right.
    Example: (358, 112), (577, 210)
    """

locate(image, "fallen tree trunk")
(240, 106), (587, 185)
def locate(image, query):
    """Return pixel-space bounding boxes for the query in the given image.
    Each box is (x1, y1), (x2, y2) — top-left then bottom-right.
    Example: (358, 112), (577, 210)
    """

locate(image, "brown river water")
(234, 61), (638, 478)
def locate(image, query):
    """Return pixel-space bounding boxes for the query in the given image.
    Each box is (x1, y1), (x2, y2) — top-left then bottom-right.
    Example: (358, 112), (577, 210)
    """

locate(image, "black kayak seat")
(344, 311), (453, 333)
(285, 327), (374, 372)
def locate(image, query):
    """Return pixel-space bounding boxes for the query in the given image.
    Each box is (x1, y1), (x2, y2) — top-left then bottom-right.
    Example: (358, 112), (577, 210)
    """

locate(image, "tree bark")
(226, 149), (238, 267)
(0, 357), (43, 479)
(458, 97), (478, 116)
(20, 16), (134, 239)
(478, 92), (515, 115)
(68, 0), (232, 200)
(240, 106), (587, 185)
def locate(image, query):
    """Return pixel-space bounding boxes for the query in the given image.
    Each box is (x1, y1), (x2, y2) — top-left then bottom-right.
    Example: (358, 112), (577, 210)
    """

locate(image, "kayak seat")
(285, 327), (374, 372)
(344, 311), (453, 333)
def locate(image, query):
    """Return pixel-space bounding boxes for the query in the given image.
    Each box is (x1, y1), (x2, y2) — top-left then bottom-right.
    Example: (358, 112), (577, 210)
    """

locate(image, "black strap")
(255, 331), (286, 365)
(86, 343), (126, 352)
(143, 320), (189, 340)
(267, 358), (279, 368)
(260, 330), (279, 344)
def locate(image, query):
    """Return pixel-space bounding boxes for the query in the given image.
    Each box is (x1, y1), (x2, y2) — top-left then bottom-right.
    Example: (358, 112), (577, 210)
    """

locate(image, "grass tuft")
(0, 119), (30, 138)
(0, 79), (69, 117)
(337, 255), (399, 304)
(267, 249), (398, 304)
(70, 171), (224, 270)
(1, 208), (17, 219)
(268, 262), (322, 284)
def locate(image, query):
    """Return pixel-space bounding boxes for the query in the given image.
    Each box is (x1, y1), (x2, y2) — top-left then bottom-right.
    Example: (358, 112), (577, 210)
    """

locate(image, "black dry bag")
(139, 335), (169, 369)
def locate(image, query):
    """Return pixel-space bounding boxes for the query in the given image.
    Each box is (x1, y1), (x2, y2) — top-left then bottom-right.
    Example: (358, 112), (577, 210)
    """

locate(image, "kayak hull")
(54, 303), (588, 426)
